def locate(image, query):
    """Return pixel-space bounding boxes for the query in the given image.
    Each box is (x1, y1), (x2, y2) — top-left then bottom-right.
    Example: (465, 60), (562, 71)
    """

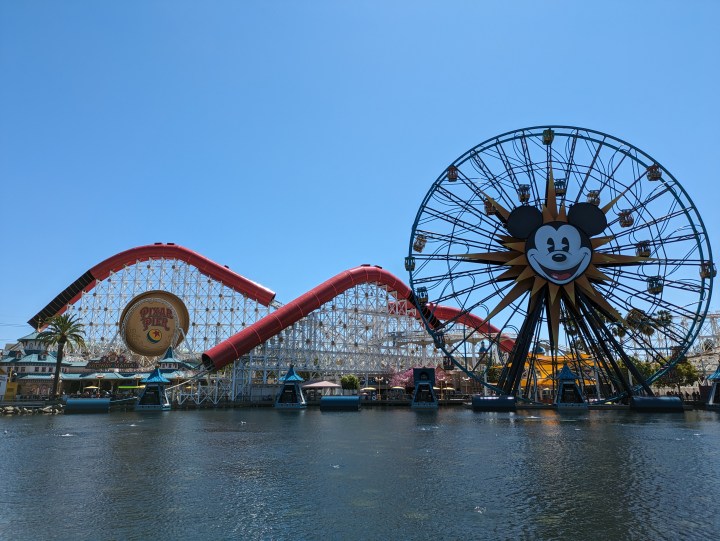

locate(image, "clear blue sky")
(1, 1), (719, 341)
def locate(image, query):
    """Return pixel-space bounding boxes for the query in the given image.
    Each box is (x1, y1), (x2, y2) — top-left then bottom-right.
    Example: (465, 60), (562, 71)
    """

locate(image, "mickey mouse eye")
(547, 238), (555, 252)
(562, 237), (570, 252)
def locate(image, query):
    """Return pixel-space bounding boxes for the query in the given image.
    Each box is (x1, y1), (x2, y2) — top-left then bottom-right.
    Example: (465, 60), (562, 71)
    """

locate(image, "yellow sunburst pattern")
(463, 170), (649, 350)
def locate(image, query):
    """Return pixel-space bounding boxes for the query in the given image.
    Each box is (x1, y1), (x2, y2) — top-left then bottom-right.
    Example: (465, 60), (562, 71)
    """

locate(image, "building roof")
(16, 372), (141, 382)
(141, 368), (171, 384)
(83, 372), (142, 380)
(15, 374), (55, 381)
(280, 365), (304, 382)
(158, 347), (201, 370)
(1, 352), (61, 365)
(557, 363), (579, 381)
(708, 365), (720, 381)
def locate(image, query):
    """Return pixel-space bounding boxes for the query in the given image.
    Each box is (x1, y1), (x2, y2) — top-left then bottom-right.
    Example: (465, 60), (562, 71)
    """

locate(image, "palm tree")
(37, 314), (86, 399)
(626, 308), (655, 336)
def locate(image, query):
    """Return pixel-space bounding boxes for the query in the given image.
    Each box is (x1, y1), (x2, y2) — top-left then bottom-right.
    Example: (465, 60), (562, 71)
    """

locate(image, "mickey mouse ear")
(506, 206), (543, 239)
(567, 203), (607, 236)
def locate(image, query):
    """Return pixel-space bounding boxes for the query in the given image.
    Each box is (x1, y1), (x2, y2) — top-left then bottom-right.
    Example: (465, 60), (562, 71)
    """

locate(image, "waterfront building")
(0, 332), (77, 398)
(554, 363), (588, 408)
(136, 367), (172, 410)
(411, 367), (438, 409)
(706, 364), (720, 408)
(274, 365), (307, 408)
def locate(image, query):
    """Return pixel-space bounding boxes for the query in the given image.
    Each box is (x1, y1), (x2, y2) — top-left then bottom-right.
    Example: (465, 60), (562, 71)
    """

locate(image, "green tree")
(37, 314), (86, 399)
(617, 356), (658, 385)
(656, 360), (700, 394)
(626, 308), (655, 336)
(486, 365), (503, 383)
(340, 374), (360, 391)
(611, 323), (628, 338)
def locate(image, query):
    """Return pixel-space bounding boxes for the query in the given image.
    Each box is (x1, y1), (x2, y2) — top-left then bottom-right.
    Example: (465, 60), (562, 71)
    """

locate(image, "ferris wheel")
(407, 126), (715, 402)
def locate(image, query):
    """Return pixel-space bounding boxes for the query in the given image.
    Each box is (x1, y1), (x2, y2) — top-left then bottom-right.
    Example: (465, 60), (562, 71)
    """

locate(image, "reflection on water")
(2, 408), (719, 540)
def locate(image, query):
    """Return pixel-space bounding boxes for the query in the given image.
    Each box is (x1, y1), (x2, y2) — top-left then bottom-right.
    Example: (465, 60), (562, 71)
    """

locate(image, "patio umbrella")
(302, 381), (341, 388)
(84, 386), (99, 390)
(360, 387), (376, 391)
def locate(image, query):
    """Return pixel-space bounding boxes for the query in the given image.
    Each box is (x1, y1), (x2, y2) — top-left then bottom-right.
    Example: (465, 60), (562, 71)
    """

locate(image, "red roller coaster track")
(29, 243), (276, 329)
(28, 243), (513, 372)
(202, 265), (514, 371)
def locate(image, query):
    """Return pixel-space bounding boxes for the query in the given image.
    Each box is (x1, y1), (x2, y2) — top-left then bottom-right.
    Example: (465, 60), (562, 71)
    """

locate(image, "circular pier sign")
(120, 291), (190, 356)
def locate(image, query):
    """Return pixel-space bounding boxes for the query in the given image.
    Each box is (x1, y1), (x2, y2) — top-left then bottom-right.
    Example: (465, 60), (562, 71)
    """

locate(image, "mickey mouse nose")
(552, 253), (567, 262)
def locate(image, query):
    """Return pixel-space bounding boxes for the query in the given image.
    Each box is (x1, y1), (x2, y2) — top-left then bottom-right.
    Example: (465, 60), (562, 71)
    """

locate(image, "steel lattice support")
(228, 282), (491, 400)
(48, 254), (496, 402)
(65, 257), (273, 364)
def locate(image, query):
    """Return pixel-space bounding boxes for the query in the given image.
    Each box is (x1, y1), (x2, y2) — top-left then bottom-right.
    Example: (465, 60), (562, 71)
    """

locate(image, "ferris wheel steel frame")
(408, 125), (714, 403)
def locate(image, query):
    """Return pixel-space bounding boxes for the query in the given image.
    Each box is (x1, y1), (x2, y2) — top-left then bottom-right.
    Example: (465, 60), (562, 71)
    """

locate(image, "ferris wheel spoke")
(434, 277), (515, 311)
(412, 265), (498, 287)
(561, 132), (578, 184)
(593, 281), (671, 317)
(599, 174), (652, 221)
(605, 232), (699, 255)
(634, 182), (672, 208)
(419, 223), (500, 253)
(446, 292), (529, 353)
(456, 163), (528, 216)
(468, 153), (519, 210)
(492, 142), (521, 187)
(597, 150), (632, 199)
(608, 264), (693, 283)
(607, 208), (688, 243)
(423, 195), (502, 239)
(573, 137), (605, 204)
(596, 277), (698, 317)
(518, 135), (540, 196)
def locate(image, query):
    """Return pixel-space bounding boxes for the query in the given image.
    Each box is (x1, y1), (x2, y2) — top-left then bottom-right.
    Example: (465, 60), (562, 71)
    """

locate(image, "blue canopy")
(708, 364), (720, 381)
(280, 365), (304, 382)
(141, 368), (171, 384)
(557, 363), (579, 381)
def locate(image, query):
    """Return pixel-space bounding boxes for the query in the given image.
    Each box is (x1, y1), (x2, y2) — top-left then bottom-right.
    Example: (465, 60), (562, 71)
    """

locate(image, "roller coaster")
(28, 243), (507, 404)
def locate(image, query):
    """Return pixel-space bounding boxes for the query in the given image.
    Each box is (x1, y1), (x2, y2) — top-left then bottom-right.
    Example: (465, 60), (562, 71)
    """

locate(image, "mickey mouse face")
(526, 223), (591, 285)
(504, 201), (607, 286)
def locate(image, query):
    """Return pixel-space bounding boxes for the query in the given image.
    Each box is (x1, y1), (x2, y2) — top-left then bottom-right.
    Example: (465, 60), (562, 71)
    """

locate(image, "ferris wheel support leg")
(499, 293), (545, 396)
(578, 295), (654, 398)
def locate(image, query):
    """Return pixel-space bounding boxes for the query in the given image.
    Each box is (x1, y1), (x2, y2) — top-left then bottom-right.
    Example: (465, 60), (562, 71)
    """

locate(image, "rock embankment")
(2, 404), (64, 415)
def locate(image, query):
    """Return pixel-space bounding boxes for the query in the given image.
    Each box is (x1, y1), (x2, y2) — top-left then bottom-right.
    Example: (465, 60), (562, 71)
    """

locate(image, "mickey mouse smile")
(526, 223), (592, 285)
(528, 249), (591, 284)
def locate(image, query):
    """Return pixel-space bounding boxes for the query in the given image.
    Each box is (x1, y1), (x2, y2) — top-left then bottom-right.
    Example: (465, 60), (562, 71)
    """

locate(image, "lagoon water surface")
(2, 407), (720, 541)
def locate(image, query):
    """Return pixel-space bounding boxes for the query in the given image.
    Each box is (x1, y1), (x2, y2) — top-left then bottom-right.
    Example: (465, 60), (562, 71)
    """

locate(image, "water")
(2, 407), (720, 541)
